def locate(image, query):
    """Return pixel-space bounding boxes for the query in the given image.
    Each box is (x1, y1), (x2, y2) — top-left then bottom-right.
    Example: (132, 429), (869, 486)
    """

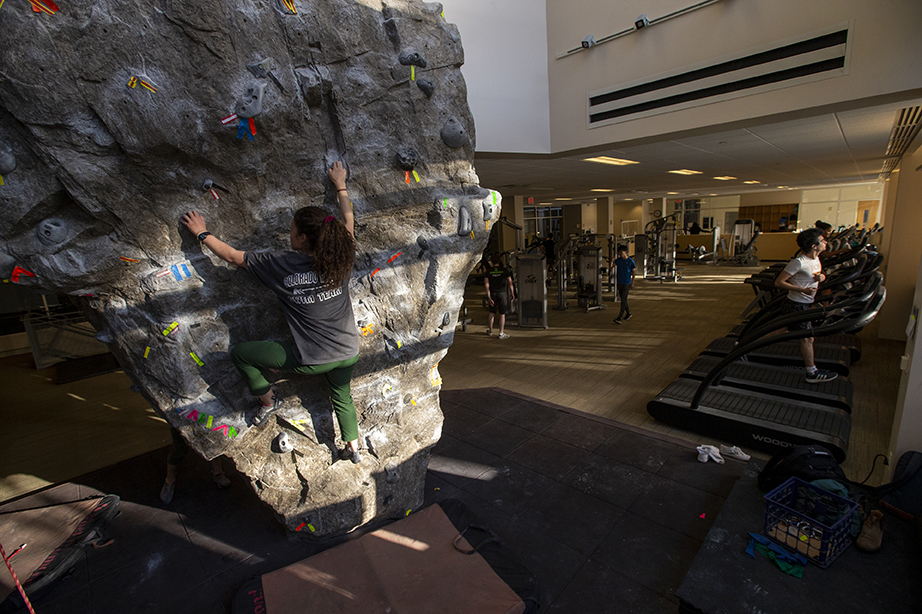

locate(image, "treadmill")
(648, 287), (886, 462)
(681, 274), (882, 413)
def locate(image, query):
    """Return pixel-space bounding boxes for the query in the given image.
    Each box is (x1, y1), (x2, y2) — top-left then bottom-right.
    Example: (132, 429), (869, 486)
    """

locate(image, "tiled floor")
(4, 388), (747, 613)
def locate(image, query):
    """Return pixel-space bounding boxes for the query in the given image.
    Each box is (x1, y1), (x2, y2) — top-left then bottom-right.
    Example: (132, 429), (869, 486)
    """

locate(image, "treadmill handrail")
(739, 273), (881, 346)
(691, 288), (885, 409)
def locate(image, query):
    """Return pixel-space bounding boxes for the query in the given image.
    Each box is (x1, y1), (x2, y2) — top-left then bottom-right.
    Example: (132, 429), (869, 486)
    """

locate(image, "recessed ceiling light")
(743, 180), (761, 184)
(540, 202), (552, 205)
(777, 186), (789, 189)
(668, 169), (702, 175)
(713, 176), (736, 181)
(555, 198), (572, 201)
(582, 156), (640, 166)
(709, 194), (717, 196)
(591, 189), (613, 192)
(667, 192), (679, 195)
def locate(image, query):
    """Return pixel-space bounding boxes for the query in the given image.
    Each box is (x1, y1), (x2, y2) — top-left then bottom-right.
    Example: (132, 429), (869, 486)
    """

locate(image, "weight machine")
(636, 214), (681, 282)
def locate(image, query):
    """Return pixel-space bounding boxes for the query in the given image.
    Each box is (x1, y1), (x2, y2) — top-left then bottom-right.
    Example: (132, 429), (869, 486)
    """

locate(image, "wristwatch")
(197, 231), (212, 242)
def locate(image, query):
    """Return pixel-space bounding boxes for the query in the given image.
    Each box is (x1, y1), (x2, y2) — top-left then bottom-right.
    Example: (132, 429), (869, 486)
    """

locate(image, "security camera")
(634, 14), (650, 29)
(581, 35), (596, 49)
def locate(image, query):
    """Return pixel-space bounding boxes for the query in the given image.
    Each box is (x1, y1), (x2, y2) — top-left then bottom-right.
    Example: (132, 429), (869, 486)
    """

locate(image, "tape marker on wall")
(411, 65), (415, 81)
(120, 256), (140, 263)
(190, 352), (204, 366)
(128, 76), (138, 89)
(412, 170), (420, 183)
(370, 267), (380, 278)
(405, 171), (410, 184)
(387, 252), (402, 264)
(162, 322), (179, 336)
(143, 346), (151, 359)
(140, 80), (157, 93)
(0, 175), (4, 186)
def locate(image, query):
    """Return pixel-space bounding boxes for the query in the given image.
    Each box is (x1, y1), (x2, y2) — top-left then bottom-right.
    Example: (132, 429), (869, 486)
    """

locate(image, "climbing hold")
(276, 432), (293, 453)
(235, 83), (267, 118)
(36, 218), (67, 245)
(396, 147), (419, 171)
(440, 116), (468, 149)
(483, 201), (496, 221)
(398, 48), (427, 68)
(0, 140), (15, 174)
(416, 79), (434, 98)
(416, 236), (429, 258)
(247, 58), (285, 92)
(441, 312), (450, 327)
(457, 205), (472, 236)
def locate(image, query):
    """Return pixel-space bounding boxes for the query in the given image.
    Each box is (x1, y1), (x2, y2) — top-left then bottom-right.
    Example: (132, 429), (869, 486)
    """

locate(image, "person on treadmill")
(484, 252), (514, 340)
(774, 227), (837, 383)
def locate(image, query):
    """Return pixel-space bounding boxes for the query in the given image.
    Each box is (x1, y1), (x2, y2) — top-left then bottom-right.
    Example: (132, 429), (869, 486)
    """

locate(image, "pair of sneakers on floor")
(696, 444), (751, 464)
(485, 328), (509, 340)
(613, 313), (632, 324)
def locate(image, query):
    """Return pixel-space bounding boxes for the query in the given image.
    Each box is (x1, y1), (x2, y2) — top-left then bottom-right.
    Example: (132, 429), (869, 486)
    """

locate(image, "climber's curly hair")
(292, 206), (354, 289)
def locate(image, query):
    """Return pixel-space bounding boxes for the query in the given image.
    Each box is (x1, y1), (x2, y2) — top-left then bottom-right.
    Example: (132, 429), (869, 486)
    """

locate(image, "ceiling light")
(591, 189), (613, 192)
(668, 169), (702, 175)
(713, 176), (736, 181)
(555, 198), (572, 201)
(743, 180), (761, 184)
(667, 192), (679, 195)
(583, 156), (639, 166)
(540, 202), (552, 205)
(709, 194), (717, 196)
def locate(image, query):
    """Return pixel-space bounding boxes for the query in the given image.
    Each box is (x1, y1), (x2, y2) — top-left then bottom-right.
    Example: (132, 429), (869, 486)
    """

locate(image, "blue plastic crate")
(763, 477), (858, 568)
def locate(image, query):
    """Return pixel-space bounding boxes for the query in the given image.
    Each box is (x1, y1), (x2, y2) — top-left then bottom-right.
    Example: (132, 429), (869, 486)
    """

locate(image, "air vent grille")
(879, 106), (922, 179)
(588, 25), (851, 128)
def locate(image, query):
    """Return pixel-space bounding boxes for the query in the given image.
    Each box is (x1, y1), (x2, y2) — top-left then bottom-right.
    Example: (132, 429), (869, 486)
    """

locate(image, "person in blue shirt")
(612, 245), (636, 324)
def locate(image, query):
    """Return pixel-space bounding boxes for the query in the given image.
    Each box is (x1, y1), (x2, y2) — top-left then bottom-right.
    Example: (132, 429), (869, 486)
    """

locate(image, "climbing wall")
(0, 0), (499, 537)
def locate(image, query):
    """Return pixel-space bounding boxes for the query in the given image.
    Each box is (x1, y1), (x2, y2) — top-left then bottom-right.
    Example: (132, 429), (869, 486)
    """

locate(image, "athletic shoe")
(696, 444), (725, 464)
(856, 510), (884, 552)
(696, 446), (710, 463)
(159, 482), (175, 505)
(719, 444), (751, 461)
(806, 369), (838, 383)
(253, 394), (282, 426)
(498, 333), (510, 340)
(613, 318), (623, 325)
(342, 447), (362, 464)
(213, 472), (231, 489)
(485, 328), (493, 336)
(625, 314), (632, 321)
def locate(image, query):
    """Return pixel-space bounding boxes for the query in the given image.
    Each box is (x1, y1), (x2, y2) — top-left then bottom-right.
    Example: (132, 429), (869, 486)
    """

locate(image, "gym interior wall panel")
(545, 0), (922, 153)
(439, 0), (551, 154)
(888, 253), (922, 469)
(877, 129), (922, 341)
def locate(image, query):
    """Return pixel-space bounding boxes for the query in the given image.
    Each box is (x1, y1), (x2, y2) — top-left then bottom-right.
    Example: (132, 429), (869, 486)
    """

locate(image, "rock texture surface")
(0, 0), (498, 537)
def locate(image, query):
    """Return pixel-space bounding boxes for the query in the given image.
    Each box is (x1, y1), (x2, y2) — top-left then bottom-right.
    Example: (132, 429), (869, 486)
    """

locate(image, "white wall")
(801, 183), (882, 230)
(441, 0), (551, 153)
(889, 257), (922, 468)
(545, 0), (922, 151)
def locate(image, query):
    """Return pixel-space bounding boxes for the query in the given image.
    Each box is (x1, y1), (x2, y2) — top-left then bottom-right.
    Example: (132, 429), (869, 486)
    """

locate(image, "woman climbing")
(180, 161), (362, 463)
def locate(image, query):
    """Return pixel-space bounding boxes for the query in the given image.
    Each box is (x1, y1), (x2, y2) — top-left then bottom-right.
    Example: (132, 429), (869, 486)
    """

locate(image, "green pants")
(231, 340), (360, 442)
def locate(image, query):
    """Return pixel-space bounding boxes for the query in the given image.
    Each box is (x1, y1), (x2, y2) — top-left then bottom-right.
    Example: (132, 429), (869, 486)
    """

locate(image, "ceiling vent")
(588, 24), (851, 128)
(879, 106), (922, 179)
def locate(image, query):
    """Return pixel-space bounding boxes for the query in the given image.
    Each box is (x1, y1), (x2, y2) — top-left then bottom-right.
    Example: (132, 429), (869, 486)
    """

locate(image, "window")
(523, 206), (563, 242)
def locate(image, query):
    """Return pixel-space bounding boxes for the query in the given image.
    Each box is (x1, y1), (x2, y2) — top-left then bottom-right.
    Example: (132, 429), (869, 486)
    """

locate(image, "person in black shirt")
(541, 235), (556, 273)
(484, 252), (515, 340)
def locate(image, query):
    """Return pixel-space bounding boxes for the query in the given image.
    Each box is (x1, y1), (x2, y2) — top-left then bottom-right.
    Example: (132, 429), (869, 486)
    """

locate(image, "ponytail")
(292, 207), (355, 288)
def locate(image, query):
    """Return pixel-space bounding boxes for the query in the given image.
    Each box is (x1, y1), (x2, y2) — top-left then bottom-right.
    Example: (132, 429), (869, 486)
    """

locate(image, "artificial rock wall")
(0, 0), (498, 537)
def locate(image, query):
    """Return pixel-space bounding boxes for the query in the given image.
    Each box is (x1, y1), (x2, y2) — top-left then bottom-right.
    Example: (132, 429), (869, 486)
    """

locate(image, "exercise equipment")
(575, 245), (604, 312)
(718, 219), (760, 266)
(515, 254), (548, 328)
(647, 282), (885, 463)
(637, 214), (680, 282)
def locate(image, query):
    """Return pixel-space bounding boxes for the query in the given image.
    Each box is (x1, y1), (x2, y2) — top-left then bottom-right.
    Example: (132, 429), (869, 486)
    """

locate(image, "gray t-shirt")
(244, 250), (359, 365)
